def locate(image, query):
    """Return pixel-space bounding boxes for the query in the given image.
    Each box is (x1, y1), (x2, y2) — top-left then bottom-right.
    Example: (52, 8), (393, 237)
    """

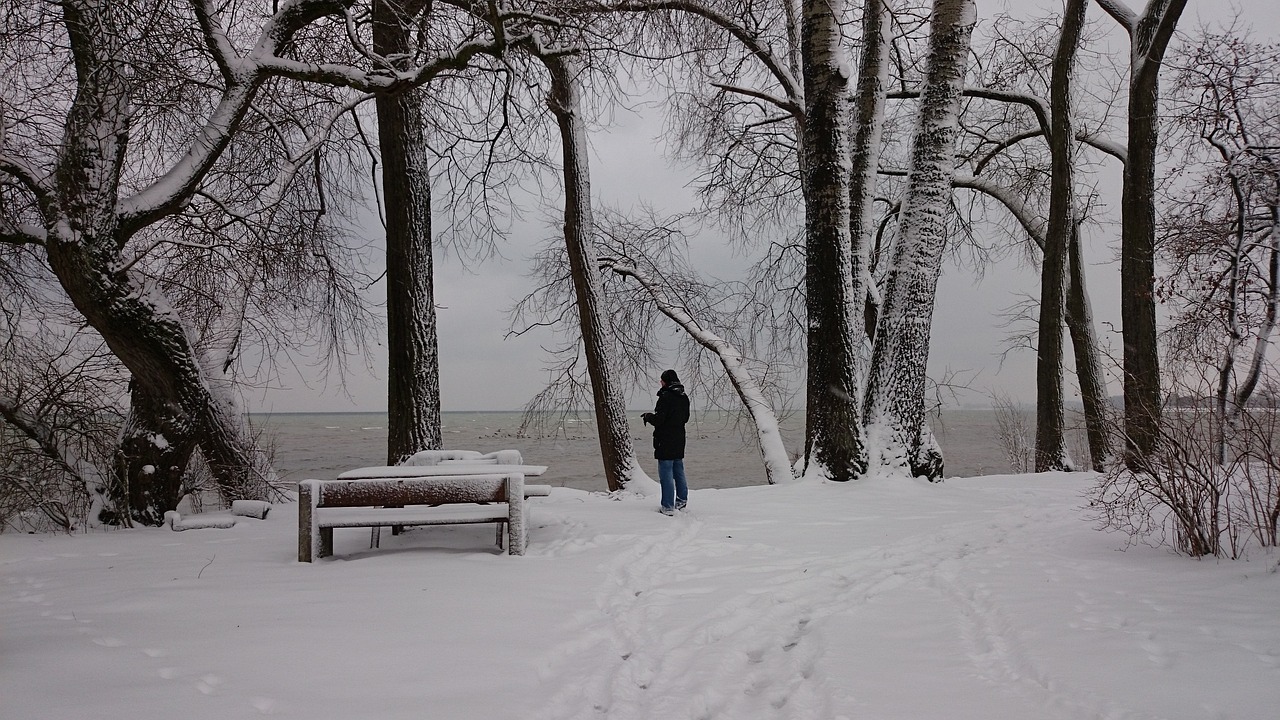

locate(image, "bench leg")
(505, 475), (526, 556)
(299, 480), (318, 562)
(320, 527), (334, 558)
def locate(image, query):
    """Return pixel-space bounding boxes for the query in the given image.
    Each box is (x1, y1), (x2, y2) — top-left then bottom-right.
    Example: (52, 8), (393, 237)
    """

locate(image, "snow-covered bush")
(1089, 407), (1280, 558)
(990, 394), (1034, 474)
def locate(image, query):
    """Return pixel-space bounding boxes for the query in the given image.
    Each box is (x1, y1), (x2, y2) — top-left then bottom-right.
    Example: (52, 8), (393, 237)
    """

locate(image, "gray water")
(251, 409), (1086, 491)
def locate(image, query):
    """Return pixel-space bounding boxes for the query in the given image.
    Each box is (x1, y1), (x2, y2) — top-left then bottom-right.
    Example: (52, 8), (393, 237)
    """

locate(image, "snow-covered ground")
(3, 472), (1277, 719)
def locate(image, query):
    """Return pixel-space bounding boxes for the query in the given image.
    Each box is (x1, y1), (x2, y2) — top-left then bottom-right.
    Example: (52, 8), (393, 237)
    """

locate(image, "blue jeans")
(658, 459), (688, 511)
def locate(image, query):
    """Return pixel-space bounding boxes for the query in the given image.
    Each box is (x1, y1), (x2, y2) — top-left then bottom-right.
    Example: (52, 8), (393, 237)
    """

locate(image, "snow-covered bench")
(298, 473), (531, 562)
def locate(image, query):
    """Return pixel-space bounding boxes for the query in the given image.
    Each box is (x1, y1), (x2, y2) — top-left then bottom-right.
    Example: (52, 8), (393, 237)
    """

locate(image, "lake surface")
(252, 408), (1092, 491)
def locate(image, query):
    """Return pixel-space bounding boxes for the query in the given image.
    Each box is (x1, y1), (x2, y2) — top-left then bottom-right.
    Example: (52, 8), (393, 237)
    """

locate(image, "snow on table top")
(336, 464), (548, 479)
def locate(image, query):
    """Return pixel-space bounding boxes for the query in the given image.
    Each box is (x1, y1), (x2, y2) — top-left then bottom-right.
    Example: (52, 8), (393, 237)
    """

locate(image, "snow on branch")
(599, 255), (796, 484)
(190, 0), (238, 84)
(1076, 131), (1127, 164)
(1093, 0), (1138, 36)
(586, 1), (803, 109)
(0, 153), (52, 205)
(121, 0), (533, 237)
(0, 222), (46, 247)
(0, 394), (109, 527)
(711, 82), (802, 117)
(878, 166), (1047, 252)
(891, 86), (1051, 136)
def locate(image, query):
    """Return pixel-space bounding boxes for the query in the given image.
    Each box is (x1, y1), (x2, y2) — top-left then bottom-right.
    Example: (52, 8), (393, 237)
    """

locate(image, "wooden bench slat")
(316, 505), (508, 528)
(317, 476), (507, 507)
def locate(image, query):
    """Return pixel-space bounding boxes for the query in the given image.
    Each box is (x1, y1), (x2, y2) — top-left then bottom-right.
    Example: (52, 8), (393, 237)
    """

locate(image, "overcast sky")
(246, 0), (1280, 414)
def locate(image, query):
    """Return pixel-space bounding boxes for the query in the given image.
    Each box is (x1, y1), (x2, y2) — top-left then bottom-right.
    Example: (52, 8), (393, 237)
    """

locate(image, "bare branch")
(711, 82), (801, 117)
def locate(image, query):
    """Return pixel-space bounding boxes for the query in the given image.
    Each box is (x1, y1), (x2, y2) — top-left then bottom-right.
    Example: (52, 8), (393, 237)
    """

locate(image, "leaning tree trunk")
(1034, 0), (1087, 472)
(42, 0), (267, 524)
(1065, 224), (1113, 470)
(375, 0), (442, 466)
(544, 54), (645, 493)
(800, 0), (867, 481)
(864, 0), (977, 480)
(600, 258), (796, 484)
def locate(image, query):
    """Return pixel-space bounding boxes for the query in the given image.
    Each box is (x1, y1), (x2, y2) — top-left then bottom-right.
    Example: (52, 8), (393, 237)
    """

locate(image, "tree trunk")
(44, 1), (265, 510)
(849, 0), (890, 387)
(111, 382), (199, 526)
(544, 54), (645, 493)
(1035, 0), (1087, 472)
(375, 0), (443, 466)
(800, 0), (867, 481)
(1103, 0), (1189, 464)
(864, 0), (977, 480)
(1065, 224), (1113, 470)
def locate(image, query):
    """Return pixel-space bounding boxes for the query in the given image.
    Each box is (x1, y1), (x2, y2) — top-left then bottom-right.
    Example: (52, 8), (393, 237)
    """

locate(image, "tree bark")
(111, 382), (199, 526)
(1065, 224), (1113, 470)
(544, 54), (644, 493)
(1097, 0), (1189, 464)
(42, 1), (266, 516)
(800, 0), (867, 481)
(375, 0), (443, 466)
(849, 0), (890, 356)
(1035, 0), (1087, 472)
(864, 0), (977, 480)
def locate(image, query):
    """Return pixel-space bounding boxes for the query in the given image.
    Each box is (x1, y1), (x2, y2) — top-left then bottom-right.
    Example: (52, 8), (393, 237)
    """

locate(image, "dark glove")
(641, 412), (654, 425)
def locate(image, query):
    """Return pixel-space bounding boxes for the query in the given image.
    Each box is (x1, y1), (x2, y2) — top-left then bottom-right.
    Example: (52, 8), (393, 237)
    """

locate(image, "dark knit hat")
(661, 369), (680, 384)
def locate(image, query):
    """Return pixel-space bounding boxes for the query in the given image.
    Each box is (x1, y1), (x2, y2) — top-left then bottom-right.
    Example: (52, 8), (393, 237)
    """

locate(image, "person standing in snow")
(641, 369), (691, 514)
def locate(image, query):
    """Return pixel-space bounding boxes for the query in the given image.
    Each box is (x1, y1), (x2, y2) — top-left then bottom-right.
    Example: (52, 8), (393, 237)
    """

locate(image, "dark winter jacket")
(645, 382), (690, 460)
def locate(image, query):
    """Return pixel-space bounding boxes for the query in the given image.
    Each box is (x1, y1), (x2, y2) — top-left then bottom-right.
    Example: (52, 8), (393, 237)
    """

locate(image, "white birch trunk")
(864, 0), (977, 480)
(849, 0), (890, 384)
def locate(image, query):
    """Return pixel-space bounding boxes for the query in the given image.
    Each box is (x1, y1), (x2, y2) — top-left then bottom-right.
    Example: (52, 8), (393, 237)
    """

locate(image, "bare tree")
(540, 47), (652, 493)
(1033, 0), (1089, 472)
(0, 0), (548, 522)
(884, 10), (1120, 471)
(0, 318), (120, 530)
(1094, 0), (1189, 464)
(599, 253), (796, 484)
(1160, 30), (1280, 463)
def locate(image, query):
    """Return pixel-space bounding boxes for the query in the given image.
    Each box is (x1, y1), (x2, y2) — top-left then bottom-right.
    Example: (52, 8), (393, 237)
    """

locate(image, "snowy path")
(2, 473), (1277, 719)
(526, 478), (1280, 720)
